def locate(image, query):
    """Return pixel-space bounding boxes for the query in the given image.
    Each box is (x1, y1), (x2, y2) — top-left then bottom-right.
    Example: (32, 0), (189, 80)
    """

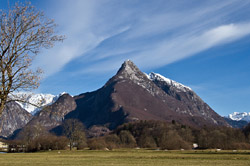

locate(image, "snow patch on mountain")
(10, 92), (67, 115)
(148, 72), (192, 92)
(228, 112), (250, 122)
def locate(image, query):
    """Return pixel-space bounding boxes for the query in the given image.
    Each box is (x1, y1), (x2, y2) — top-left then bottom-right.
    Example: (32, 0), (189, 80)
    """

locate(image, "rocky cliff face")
(69, 60), (228, 129)
(27, 93), (77, 130)
(0, 101), (33, 138)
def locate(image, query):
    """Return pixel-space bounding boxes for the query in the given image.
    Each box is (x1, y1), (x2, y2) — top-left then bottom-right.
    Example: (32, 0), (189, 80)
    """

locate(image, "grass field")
(0, 149), (250, 166)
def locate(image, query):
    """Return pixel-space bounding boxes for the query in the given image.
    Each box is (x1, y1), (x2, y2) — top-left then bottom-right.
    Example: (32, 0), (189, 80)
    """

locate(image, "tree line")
(5, 119), (250, 152)
(92, 120), (250, 150)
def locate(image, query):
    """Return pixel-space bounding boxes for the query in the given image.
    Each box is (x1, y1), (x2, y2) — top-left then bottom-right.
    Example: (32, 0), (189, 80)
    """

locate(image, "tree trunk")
(70, 142), (72, 150)
(0, 101), (6, 134)
(0, 101), (6, 117)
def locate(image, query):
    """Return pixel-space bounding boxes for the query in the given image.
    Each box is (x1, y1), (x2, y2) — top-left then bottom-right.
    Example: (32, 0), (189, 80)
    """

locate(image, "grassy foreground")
(0, 149), (250, 166)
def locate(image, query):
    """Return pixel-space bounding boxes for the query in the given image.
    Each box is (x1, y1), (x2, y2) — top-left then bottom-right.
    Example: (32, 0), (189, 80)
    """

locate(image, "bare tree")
(17, 123), (48, 150)
(0, 2), (64, 117)
(62, 119), (87, 150)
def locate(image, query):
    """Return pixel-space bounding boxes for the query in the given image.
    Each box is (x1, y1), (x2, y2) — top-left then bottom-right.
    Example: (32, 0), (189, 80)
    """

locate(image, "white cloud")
(202, 23), (250, 46)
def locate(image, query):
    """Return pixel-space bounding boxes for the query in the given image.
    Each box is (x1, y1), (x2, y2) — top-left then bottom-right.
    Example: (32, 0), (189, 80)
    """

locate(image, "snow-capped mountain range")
(227, 112), (250, 122)
(10, 92), (67, 115)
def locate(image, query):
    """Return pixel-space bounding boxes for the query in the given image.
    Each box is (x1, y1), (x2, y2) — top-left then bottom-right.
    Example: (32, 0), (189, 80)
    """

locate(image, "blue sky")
(1, 0), (250, 116)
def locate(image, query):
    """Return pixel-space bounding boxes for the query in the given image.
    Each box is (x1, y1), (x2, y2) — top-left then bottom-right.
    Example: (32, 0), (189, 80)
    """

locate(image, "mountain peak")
(124, 59), (133, 64)
(105, 60), (157, 93)
(113, 60), (146, 82)
(117, 60), (139, 74)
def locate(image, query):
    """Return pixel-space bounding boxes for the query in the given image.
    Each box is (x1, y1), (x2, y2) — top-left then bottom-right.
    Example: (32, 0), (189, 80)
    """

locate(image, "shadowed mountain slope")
(0, 101), (33, 138)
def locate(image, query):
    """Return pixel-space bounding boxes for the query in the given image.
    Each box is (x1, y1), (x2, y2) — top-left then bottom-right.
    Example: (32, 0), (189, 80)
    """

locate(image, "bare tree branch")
(0, 2), (64, 118)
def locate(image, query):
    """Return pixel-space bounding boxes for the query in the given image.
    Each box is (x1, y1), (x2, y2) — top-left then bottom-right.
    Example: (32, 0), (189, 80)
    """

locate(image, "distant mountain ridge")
(224, 117), (248, 128)
(223, 112), (250, 128)
(227, 112), (250, 122)
(10, 92), (67, 115)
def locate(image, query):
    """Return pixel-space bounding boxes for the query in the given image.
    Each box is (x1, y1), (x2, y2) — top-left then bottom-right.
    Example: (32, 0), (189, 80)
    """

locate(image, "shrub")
(118, 130), (137, 148)
(158, 130), (191, 150)
(104, 134), (121, 150)
(88, 138), (107, 150)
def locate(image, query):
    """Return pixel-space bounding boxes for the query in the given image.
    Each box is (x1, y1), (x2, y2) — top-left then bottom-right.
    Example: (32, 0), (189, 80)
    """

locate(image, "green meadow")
(0, 149), (250, 166)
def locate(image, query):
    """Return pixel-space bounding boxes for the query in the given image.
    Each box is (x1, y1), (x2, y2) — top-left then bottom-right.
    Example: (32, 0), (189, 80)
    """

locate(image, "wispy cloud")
(33, 0), (250, 77)
(33, 0), (128, 76)
(131, 22), (250, 69)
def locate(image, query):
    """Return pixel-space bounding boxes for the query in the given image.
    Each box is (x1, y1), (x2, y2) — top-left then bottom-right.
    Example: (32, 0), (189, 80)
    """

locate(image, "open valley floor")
(0, 149), (250, 166)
